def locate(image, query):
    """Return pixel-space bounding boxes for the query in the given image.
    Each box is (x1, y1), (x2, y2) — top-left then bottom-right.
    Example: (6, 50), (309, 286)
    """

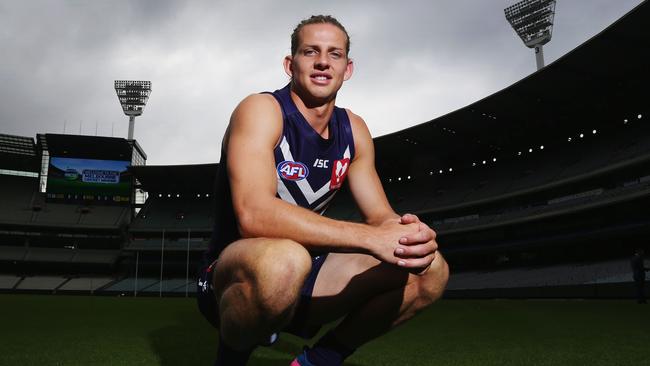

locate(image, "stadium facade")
(0, 1), (648, 298)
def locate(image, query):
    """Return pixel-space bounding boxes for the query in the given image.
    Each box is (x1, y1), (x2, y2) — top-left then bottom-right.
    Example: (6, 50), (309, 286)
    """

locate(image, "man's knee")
(218, 239), (312, 348)
(253, 239), (312, 319)
(414, 252), (449, 308)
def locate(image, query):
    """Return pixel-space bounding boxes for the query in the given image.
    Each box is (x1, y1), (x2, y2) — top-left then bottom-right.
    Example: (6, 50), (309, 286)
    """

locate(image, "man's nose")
(315, 55), (330, 69)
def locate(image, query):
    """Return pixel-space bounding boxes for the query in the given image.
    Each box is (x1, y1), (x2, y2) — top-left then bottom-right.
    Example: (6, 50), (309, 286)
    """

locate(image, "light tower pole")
(114, 80), (152, 140)
(505, 0), (556, 70)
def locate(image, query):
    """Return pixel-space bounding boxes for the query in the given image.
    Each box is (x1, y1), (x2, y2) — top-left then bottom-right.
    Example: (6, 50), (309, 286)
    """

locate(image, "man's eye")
(330, 52), (342, 59)
(305, 49), (316, 55)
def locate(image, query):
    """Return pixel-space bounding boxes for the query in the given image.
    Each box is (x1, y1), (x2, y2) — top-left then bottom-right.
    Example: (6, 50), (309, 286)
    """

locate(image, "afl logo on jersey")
(277, 160), (309, 181)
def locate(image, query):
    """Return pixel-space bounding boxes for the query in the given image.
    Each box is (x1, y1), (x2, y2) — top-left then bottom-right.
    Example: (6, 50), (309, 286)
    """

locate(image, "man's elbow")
(235, 208), (263, 238)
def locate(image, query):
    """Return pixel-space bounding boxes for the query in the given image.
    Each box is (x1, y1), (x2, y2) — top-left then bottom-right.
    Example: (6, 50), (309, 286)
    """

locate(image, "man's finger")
(395, 241), (437, 258)
(399, 227), (435, 245)
(396, 253), (436, 269)
(399, 213), (419, 224)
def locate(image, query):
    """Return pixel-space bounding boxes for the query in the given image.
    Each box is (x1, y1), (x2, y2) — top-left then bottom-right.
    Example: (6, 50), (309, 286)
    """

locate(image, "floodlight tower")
(114, 80), (152, 140)
(505, 0), (556, 70)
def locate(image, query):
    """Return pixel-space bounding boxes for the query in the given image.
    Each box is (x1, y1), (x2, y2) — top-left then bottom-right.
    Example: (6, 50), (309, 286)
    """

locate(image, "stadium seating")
(140, 278), (193, 293)
(447, 259), (633, 290)
(0, 274), (21, 289)
(435, 179), (650, 233)
(59, 277), (114, 291)
(0, 246), (27, 261)
(71, 249), (120, 265)
(375, 128), (650, 219)
(103, 277), (160, 292)
(126, 237), (208, 251)
(130, 197), (213, 232)
(0, 175), (39, 224)
(17, 276), (67, 291)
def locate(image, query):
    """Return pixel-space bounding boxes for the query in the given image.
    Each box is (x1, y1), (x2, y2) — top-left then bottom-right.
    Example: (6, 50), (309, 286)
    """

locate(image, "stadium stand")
(0, 274), (22, 289)
(16, 276), (67, 291)
(324, 2), (650, 299)
(104, 277), (160, 293)
(447, 259), (632, 290)
(59, 277), (114, 292)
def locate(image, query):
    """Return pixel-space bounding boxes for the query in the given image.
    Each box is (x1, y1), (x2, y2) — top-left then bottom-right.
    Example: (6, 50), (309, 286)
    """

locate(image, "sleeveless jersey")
(205, 84), (356, 262)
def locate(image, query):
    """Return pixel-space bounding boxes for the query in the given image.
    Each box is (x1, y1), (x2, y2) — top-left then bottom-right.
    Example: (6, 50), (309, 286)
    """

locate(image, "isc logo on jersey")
(277, 160), (309, 181)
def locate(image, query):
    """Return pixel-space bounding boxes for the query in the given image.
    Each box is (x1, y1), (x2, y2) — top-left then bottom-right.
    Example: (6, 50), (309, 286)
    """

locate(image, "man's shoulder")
(237, 93), (280, 113)
(342, 108), (371, 139)
(231, 93), (282, 127)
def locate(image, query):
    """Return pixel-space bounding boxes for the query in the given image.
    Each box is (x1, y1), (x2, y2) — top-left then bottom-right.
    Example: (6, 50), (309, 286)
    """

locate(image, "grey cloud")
(0, 0), (643, 165)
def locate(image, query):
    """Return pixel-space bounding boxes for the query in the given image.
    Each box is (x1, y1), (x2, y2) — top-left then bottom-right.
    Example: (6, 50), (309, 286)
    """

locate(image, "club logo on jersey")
(277, 160), (309, 181)
(330, 158), (350, 189)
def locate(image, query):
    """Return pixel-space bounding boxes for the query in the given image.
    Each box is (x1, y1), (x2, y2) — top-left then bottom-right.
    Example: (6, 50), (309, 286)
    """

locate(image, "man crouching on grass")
(197, 14), (449, 366)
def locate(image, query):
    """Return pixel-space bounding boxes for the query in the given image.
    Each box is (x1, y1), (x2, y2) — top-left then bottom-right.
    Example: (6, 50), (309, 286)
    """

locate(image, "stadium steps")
(447, 259), (635, 290)
(59, 277), (114, 292)
(0, 275), (22, 290)
(437, 181), (650, 235)
(16, 276), (67, 291)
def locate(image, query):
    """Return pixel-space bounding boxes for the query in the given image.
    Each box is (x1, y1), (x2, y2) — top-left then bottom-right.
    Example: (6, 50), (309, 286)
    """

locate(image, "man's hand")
(368, 219), (421, 268)
(395, 213), (438, 274)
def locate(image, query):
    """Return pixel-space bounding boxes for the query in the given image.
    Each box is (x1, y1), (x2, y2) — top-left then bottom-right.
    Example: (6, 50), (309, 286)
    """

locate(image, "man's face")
(284, 23), (353, 103)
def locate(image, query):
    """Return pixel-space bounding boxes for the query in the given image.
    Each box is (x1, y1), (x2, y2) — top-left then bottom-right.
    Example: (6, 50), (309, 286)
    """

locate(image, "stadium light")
(505, 0), (556, 70)
(114, 80), (152, 140)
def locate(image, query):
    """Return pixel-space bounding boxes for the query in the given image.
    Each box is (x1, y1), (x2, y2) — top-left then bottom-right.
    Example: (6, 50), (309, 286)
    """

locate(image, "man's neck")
(290, 87), (336, 139)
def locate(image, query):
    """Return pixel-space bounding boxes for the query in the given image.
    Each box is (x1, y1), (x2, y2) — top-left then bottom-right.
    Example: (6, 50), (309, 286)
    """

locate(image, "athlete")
(197, 15), (449, 366)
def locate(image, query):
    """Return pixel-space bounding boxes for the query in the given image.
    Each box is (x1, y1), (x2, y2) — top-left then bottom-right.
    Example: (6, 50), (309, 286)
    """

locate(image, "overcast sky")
(0, 0), (643, 165)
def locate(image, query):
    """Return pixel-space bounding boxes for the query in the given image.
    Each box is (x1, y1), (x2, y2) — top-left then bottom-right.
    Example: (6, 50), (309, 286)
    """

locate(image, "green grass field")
(2, 294), (650, 365)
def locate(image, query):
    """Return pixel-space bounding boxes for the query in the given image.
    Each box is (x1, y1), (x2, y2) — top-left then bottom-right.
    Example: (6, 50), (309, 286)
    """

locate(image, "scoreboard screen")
(46, 157), (132, 204)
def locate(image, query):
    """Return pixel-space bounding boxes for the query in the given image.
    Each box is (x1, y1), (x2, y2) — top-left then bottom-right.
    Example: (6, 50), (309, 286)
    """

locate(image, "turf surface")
(2, 294), (649, 365)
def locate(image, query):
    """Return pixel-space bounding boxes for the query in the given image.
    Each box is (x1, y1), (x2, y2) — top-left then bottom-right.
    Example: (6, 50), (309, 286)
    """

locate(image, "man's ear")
(344, 58), (354, 81)
(283, 55), (293, 77)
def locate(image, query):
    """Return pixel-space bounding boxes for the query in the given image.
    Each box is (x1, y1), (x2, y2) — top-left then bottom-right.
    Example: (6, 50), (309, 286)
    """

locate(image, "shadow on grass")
(149, 317), (366, 365)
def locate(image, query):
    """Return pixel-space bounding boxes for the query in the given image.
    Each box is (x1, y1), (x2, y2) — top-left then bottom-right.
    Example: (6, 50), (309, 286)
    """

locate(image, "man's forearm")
(237, 196), (384, 254)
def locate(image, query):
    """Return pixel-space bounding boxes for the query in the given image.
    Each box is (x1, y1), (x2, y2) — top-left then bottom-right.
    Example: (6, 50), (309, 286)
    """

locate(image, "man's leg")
(298, 251), (449, 364)
(211, 238), (312, 352)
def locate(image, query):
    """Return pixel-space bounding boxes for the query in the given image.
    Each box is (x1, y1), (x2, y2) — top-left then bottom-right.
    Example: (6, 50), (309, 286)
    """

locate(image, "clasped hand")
(372, 213), (438, 274)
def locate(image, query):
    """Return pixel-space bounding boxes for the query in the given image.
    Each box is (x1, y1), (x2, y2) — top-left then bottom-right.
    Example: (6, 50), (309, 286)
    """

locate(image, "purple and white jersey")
(270, 84), (356, 214)
(205, 84), (355, 261)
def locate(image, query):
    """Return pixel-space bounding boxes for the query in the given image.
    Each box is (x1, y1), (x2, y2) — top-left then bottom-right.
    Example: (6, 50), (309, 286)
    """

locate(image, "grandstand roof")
(374, 1), (648, 178)
(0, 133), (39, 172)
(37, 134), (133, 161)
(130, 163), (218, 194)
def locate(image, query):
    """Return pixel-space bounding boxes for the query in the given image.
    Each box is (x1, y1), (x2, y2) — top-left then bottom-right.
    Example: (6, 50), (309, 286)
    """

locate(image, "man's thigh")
(211, 237), (310, 301)
(305, 252), (412, 325)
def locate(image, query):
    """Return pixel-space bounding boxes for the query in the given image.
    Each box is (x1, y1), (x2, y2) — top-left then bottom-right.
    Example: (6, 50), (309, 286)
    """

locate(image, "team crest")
(330, 158), (350, 189)
(277, 160), (309, 181)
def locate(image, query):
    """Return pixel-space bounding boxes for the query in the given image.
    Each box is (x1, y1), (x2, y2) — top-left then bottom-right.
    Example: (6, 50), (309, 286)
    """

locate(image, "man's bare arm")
(226, 94), (420, 266)
(345, 110), (438, 270)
